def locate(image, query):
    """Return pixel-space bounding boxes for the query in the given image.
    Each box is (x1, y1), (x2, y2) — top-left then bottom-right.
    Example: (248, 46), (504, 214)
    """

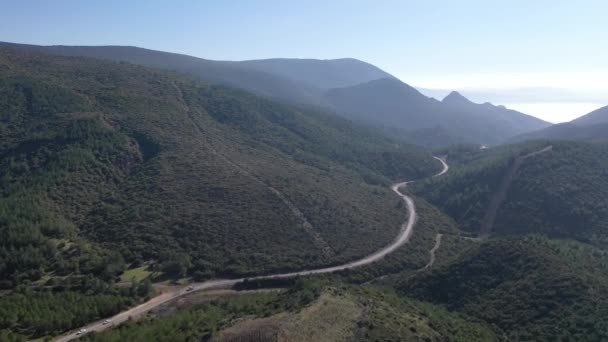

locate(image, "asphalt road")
(54, 156), (449, 341)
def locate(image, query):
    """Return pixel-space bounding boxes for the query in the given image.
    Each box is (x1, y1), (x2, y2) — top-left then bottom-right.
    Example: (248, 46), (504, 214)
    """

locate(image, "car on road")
(76, 328), (87, 335)
(103, 319), (111, 325)
(186, 285), (194, 292)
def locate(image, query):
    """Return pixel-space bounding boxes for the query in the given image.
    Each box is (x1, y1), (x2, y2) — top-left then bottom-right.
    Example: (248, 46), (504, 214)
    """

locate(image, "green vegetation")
(119, 266), (152, 283)
(0, 46), (443, 339)
(496, 141), (608, 245)
(83, 280), (321, 341)
(83, 279), (496, 342)
(0, 289), (138, 338)
(399, 236), (608, 341)
(3, 44), (606, 342)
(0, 42), (550, 147)
(353, 287), (497, 341)
(415, 141), (608, 247)
(0, 46), (438, 283)
(335, 197), (465, 284)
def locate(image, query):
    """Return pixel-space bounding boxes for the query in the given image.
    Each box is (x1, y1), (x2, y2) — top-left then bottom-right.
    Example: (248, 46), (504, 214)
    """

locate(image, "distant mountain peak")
(442, 91), (472, 104)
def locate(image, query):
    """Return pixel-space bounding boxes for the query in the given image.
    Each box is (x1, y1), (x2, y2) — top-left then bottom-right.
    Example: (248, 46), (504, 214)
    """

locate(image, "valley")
(55, 156), (449, 341)
(0, 33), (607, 342)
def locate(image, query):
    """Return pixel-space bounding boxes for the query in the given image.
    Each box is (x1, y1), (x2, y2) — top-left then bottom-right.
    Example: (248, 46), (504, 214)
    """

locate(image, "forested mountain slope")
(0, 46), (447, 339)
(0, 41), (549, 146)
(414, 141), (608, 246)
(0, 42), (326, 106)
(0, 46), (441, 286)
(399, 236), (608, 341)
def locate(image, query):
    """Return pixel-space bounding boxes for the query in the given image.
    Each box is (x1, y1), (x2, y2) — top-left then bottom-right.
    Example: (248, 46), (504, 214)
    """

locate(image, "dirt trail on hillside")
(421, 233), (442, 271)
(479, 145), (552, 238)
(53, 155), (449, 342)
(172, 82), (333, 256)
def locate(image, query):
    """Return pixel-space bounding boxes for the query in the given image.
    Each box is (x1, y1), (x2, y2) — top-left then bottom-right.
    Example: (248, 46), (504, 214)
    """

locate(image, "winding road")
(54, 156), (449, 342)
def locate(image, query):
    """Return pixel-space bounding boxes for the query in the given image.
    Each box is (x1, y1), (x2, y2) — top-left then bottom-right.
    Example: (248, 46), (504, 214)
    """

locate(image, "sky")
(2, 0), (607, 122)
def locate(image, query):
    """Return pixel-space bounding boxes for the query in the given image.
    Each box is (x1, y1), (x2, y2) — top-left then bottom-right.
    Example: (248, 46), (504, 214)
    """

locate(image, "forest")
(0, 46), (442, 339)
(399, 236), (608, 341)
(415, 141), (608, 246)
(2, 45), (608, 342)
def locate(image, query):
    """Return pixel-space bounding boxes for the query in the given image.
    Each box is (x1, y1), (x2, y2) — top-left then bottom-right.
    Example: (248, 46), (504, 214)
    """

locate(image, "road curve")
(54, 156), (449, 342)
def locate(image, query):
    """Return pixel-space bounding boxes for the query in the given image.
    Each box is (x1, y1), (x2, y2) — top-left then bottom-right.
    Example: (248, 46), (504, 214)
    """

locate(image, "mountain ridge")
(0, 40), (550, 146)
(511, 104), (608, 142)
(237, 57), (395, 89)
(324, 79), (550, 144)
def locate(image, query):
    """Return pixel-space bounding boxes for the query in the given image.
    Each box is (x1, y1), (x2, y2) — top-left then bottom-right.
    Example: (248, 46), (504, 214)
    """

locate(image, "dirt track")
(479, 145), (552, 238)
(53, 156), (449, 341)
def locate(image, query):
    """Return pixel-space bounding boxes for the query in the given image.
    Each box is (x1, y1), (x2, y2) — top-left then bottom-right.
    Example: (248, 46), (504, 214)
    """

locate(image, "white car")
(103, 319), (111, 325)
(76, 328), (87, 335)
(185, 285), (194, 292)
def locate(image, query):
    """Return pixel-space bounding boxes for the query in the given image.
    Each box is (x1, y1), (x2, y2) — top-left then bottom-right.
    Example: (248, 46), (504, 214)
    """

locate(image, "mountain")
(511, 105), (608, 142)
(571, 104), (608, 126)
(0, 45), (442, 281)
(511, 121), (608, 142)
(324, 78), (445, 129)
(440, 91), (551, 142)
(414, 141), (608, 247)
(0, 41), (549, 146)
(399, 236), (608, 340)
(0, 41), (325, 106)
(0, 43), (392, 105)
(237, 58), (395, 89)
(0, 45), (448, 338)
(442, 91), (549, 133)
(325, 81), (550, 145)
(418, 86), (607, 104)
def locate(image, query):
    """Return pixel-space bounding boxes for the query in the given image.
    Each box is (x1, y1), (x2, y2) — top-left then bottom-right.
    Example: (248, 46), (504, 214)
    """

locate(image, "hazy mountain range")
(0, 41), (554, 146)
(3, 41), (608, 341)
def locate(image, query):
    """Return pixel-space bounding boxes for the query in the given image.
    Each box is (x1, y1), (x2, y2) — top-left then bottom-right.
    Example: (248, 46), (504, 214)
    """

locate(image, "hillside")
(0, 46), (445, 338)
(399, 236), (608, 341)
(0, 46), (441, 281)
(511, 121), (608, 142)
(324, 78), (445, 129)
(0, 41), (549, 146)
(237, 58), (394, 89)
(440, 91), (551, 142)
(325, 81), (550, 145)
(571, 105), (608, 126)
(413, 141), (608, 246)
(0, 42), (325, 106)
(77, 281), (497, 342)
(511, 105), (608, 143)
(4, 41), (605, 342)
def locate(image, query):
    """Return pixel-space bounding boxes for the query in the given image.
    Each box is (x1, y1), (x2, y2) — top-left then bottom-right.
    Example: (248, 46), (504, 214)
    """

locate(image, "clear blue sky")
(2, 0), (607, 121)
